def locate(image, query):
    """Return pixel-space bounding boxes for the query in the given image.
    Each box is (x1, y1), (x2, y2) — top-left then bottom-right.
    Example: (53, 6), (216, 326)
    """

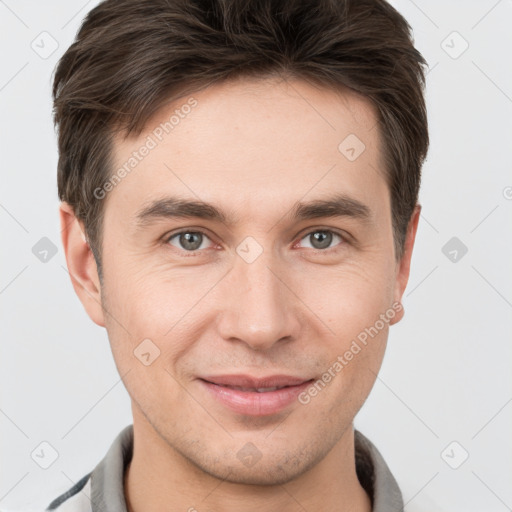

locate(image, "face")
(62, 77), (418, 485)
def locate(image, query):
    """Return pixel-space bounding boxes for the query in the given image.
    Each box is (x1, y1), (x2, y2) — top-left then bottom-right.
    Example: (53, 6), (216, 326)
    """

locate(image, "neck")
(124, 410), (371, 512)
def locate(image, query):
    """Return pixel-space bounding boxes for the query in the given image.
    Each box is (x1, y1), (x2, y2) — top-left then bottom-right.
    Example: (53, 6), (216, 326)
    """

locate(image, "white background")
(1, 1), (511, 511)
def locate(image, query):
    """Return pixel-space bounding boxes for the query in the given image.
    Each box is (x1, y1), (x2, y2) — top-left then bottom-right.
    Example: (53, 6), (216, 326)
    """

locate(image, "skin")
(60, 76), (420, 512)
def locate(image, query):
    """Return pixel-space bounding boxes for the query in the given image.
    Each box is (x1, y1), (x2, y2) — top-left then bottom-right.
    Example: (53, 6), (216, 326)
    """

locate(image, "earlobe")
(59, 202), (106, 327)
(389, 204), (421, 326)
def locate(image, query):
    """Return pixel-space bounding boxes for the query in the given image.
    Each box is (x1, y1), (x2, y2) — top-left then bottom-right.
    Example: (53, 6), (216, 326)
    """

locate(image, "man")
(48, 0), (428, 510)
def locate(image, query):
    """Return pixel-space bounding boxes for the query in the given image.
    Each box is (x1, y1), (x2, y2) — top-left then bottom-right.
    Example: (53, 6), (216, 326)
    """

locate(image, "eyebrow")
(134, 193), (372, 229)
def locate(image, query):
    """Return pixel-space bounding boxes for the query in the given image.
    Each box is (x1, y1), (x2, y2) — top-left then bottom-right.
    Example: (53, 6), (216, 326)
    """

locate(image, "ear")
(389, 204), (421, 325)
(59, 202), (106, 327)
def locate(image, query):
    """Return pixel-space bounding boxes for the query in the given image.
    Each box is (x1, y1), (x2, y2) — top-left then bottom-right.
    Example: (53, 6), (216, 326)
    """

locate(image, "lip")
(198, 374), (314, 416)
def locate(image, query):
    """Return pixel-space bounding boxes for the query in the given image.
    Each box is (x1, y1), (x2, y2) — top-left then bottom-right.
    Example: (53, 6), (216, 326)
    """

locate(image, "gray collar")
(88, 425), (403, 512)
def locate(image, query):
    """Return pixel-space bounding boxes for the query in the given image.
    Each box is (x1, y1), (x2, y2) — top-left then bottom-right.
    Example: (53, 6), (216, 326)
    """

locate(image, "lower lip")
(199, 379), (314, 416)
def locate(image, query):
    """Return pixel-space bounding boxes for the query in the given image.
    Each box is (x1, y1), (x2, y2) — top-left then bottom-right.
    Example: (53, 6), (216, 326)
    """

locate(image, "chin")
(184, 442), (326, 487)
(202, 461), (308, 487)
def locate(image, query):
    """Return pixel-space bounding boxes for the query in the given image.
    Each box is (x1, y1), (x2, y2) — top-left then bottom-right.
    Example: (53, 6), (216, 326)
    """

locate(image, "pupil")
(181, 232), (202, 251)
(177, 231), (332, 251)
(311, 231), (331, 249)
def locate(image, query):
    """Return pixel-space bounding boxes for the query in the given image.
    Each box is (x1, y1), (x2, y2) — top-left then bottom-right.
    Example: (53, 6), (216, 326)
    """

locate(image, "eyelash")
(163, 227), (348, 256)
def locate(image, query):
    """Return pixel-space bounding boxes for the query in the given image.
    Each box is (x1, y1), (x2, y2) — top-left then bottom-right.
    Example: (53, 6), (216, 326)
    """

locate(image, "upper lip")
(200, 374), (313, 389)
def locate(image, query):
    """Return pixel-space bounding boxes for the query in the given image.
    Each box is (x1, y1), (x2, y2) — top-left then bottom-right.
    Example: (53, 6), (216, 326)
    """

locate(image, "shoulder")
(42, 425), (133, 512)
(44, 472), (92, 511)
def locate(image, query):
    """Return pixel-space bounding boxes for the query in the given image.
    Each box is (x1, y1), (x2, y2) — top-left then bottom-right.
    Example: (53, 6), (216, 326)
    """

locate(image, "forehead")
(107, 77), (387, 228)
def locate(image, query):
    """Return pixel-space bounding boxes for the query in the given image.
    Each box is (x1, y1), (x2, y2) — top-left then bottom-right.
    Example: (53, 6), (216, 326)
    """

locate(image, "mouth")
(198, 374), (315, 416)
(214, 384), (293, 392)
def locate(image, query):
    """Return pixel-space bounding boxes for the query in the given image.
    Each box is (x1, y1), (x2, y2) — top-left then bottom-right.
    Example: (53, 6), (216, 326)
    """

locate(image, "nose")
(215, 249), (301, 351)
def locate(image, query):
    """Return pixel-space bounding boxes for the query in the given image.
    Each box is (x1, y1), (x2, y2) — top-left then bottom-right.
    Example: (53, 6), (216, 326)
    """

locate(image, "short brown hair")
(53, 0), (429, 279)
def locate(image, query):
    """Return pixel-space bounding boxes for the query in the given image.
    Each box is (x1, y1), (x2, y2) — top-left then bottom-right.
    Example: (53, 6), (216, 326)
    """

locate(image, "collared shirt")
(45, 425), (404, 511)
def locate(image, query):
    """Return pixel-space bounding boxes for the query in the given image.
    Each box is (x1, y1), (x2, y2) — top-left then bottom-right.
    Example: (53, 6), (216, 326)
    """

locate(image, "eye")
(297, 229), (345, 251)
(164, 228), (347, 255)
(166, 230), (214, 252)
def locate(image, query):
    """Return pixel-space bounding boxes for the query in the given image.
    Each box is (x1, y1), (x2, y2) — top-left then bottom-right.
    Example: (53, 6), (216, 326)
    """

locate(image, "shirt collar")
(89, 424), (403, 512)
(354, 429), (404, 511)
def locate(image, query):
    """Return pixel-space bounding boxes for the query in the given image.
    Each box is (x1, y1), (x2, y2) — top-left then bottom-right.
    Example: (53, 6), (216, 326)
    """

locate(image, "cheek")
(100, 270), (191, 411)
(104, 260), (192, 331)
(299, 256), (395, 335)
(102, 261), (222, 368)
(297, 258), (394, 393)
